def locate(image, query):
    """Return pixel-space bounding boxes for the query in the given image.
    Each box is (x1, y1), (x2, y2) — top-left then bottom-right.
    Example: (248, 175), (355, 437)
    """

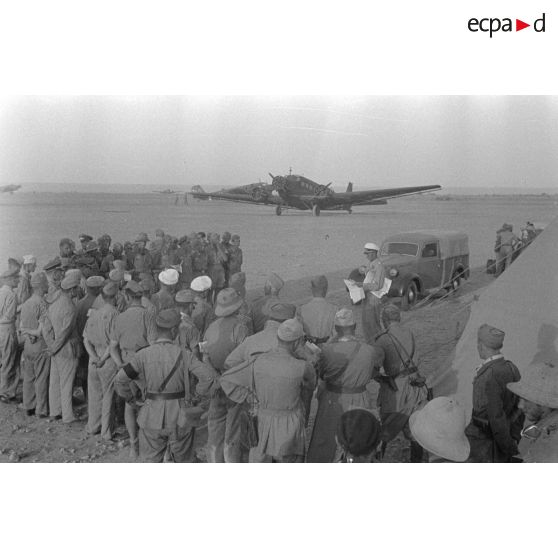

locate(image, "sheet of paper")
(370, 278), (392, 299)
(344, 279), (365, 304)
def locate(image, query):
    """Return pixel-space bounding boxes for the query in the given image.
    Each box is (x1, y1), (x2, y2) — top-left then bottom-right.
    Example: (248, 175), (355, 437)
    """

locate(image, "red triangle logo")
(516, 19), (530, 31)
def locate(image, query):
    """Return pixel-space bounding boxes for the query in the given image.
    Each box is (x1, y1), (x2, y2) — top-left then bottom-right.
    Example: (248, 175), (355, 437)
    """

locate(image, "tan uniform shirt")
(296, 297), (337, 340)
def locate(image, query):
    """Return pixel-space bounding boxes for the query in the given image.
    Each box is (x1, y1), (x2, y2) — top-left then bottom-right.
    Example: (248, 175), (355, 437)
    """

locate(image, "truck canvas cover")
(429, 217), (558, 419)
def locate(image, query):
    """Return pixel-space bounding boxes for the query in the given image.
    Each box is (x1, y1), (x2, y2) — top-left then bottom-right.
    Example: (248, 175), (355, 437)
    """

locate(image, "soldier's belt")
(145, 391), (186, 401)
(325, 383), (367, 395)
(471, 415), (491, 433)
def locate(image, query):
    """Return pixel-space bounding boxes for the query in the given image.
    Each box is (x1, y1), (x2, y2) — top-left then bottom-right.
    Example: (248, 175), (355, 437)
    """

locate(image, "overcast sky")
(1, 96), (557, 192)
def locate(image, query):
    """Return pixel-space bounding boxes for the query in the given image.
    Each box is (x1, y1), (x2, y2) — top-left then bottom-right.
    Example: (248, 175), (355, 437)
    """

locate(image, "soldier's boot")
(410, 441), (424, 463)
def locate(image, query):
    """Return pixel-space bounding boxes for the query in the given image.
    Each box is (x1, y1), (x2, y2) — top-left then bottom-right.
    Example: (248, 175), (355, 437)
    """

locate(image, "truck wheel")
(401, 282), (418, 310)
(276, 205), (282, 216)
(312, 205), (321, 217)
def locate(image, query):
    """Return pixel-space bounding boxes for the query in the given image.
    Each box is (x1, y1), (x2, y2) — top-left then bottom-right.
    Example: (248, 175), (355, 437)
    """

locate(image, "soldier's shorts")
(139, 425), (196, 463)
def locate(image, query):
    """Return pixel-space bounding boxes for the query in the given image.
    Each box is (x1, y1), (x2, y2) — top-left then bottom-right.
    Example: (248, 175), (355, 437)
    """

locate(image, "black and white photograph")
(1, 2), (557, 557)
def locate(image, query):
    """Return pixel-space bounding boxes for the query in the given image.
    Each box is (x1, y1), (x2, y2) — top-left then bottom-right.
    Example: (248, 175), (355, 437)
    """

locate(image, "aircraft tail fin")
(346, 182), (353, 193)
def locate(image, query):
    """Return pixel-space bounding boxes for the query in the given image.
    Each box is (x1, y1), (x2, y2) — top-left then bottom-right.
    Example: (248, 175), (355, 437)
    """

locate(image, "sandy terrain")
(0, 191), (553, 462)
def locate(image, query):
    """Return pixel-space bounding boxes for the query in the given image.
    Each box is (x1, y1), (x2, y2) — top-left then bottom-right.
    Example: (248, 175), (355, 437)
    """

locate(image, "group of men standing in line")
(1, 231), (557, 463)
(493, 221), (540, 277)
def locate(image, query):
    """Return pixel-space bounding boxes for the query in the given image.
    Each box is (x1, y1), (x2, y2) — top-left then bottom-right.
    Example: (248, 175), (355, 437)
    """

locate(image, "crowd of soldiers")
(0, 229), (556, 463)
(493, 221), (540, 276)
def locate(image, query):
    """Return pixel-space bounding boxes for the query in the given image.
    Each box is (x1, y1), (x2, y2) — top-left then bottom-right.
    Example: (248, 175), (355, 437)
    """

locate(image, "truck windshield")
(381, 242), (419, 256)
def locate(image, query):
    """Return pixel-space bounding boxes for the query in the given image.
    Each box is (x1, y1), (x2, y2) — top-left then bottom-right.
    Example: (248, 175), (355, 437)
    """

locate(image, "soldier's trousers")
(361, 296), (383, 344)
(22, 338), (50, 415)
(495, 246), (513, 276)
(49, 351), (77, 422)
(0, 323), (19, 399)
(139, 425), (195, 462)
(206, 388), (245, 463)
(87, 358), (117, 440)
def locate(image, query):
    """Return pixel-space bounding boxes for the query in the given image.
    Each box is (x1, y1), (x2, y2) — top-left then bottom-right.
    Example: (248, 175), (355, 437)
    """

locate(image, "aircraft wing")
(191, 190), (286, 207)
(332, 184), (441, 206)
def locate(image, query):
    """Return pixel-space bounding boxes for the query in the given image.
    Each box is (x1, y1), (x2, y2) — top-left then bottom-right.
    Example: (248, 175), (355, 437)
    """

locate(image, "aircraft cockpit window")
(421, 243), (438, 258)
(381, 243), (419, 257)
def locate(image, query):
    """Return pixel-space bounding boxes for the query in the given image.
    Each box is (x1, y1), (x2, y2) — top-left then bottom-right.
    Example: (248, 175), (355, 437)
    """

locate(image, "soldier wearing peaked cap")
(358, 242), (386, 344)
(249, 319), (316, 462)
(190, 276), (215, 337)
(114, 308), (219, 462)
(507, 362), (558, 463)
(83, 276), (120, 440)
(250, 273), (284, 334)
(296, 275), (337, 345)
(307, 308), (383, 463)
(0, 269), (21, 403)
(465, 324), (524, 462)
(18, 272), (50, 416)
(151, 269), (179, 314)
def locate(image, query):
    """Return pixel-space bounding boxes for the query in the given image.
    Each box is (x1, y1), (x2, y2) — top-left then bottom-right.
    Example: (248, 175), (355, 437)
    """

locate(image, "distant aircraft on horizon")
(0, 184), (22, 194)
(153, 188), (181, 194)
(191, 173), (441, 216)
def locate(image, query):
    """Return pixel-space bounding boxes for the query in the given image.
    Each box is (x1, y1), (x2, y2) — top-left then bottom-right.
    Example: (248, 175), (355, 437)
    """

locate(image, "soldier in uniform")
(250, 273), (284, 334)
(151, 269), (179, 313)
(359, 242), (386, 344)
(507, 362), (558, 463)
(465, 324), (523, 462)
(78, 233), (93, 255)
(374, 304), (427, 462)
(249, 319), (315, 463)
(175, 289), (200, 354)
(228, 234), (243, 277)
(43, 257), (64, 295)
(83, 281), (120, 440)
(46, 273), (81, 423)
(114, 308), (219, 462)
(190, 275), (215, 336)
(207, 233), (227, 303)
(59, 238), (77, 269)
(110, 280), (157, 458)
(296, 275), (337, 345)
(18, 272), (51, 417)
(0, 269), (21, 403)
(203, 288), (249, 462)
(307, 308), (382, 463)
(494, 223), (519, 277)
(190, 238), (208, 280)
(17, 255), (37, 307)
(229, 272), (252, 335)
(220, 231), (232, 287)
(132, 233), (153, 279)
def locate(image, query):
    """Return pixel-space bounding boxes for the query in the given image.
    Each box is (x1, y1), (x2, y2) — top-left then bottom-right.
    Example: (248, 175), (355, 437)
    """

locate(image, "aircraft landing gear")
(312, 204), (321, 217)
(276, 205), (282, 216)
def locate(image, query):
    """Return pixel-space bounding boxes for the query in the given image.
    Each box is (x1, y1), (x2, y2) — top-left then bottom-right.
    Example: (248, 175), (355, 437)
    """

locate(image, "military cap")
(231, 234), (240, 242)
(507, 362), (558, 409)
(124, 280), (143, 295)
(337, 409), (381, 457)
(268, 302), (296, 322)
(159, 268), (179, 286)
(364, 242), (380, 253)
(85, 241), (99, 253)
(222, 231), (232, 241)
(155, 308), (181, 329)
(64, 269), (82, 283)
(155, 228), (165, 237)
(30, 271), (47, 288)
(86, 275), (105, 288)
(0, 268), (19, 279)
(60, 274), (80, 290)
(23, 255), (36, 265)
(79, 233), (93, 242)
(135, 232), (149, 243)
(98, 233), (111, 243)
(112, 242), (123, 252)
(229, 272), (246, 297)
(43, 257), (62, 271)
(175, 289), (197, 304)
(311, 275), (328, 291)
(190, 275), (212, 293)
(214, 288), (244, 317)
(334, 308), (356, 327)
(477, 324), (505, 350)
(277, 319), (304, 342)
(382, 304), (401, 322)
(409, 397), (470, 462)
(108, 269), (125, 282)
(102, 281), (118, 297)
(59, 237), (73, 247)
(265, 272), (284, 292)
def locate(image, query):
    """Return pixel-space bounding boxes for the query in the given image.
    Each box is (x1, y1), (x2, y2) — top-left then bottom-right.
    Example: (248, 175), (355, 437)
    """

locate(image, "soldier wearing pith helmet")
(507, 362), (558, 463)
(465, 324), (524, 462)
